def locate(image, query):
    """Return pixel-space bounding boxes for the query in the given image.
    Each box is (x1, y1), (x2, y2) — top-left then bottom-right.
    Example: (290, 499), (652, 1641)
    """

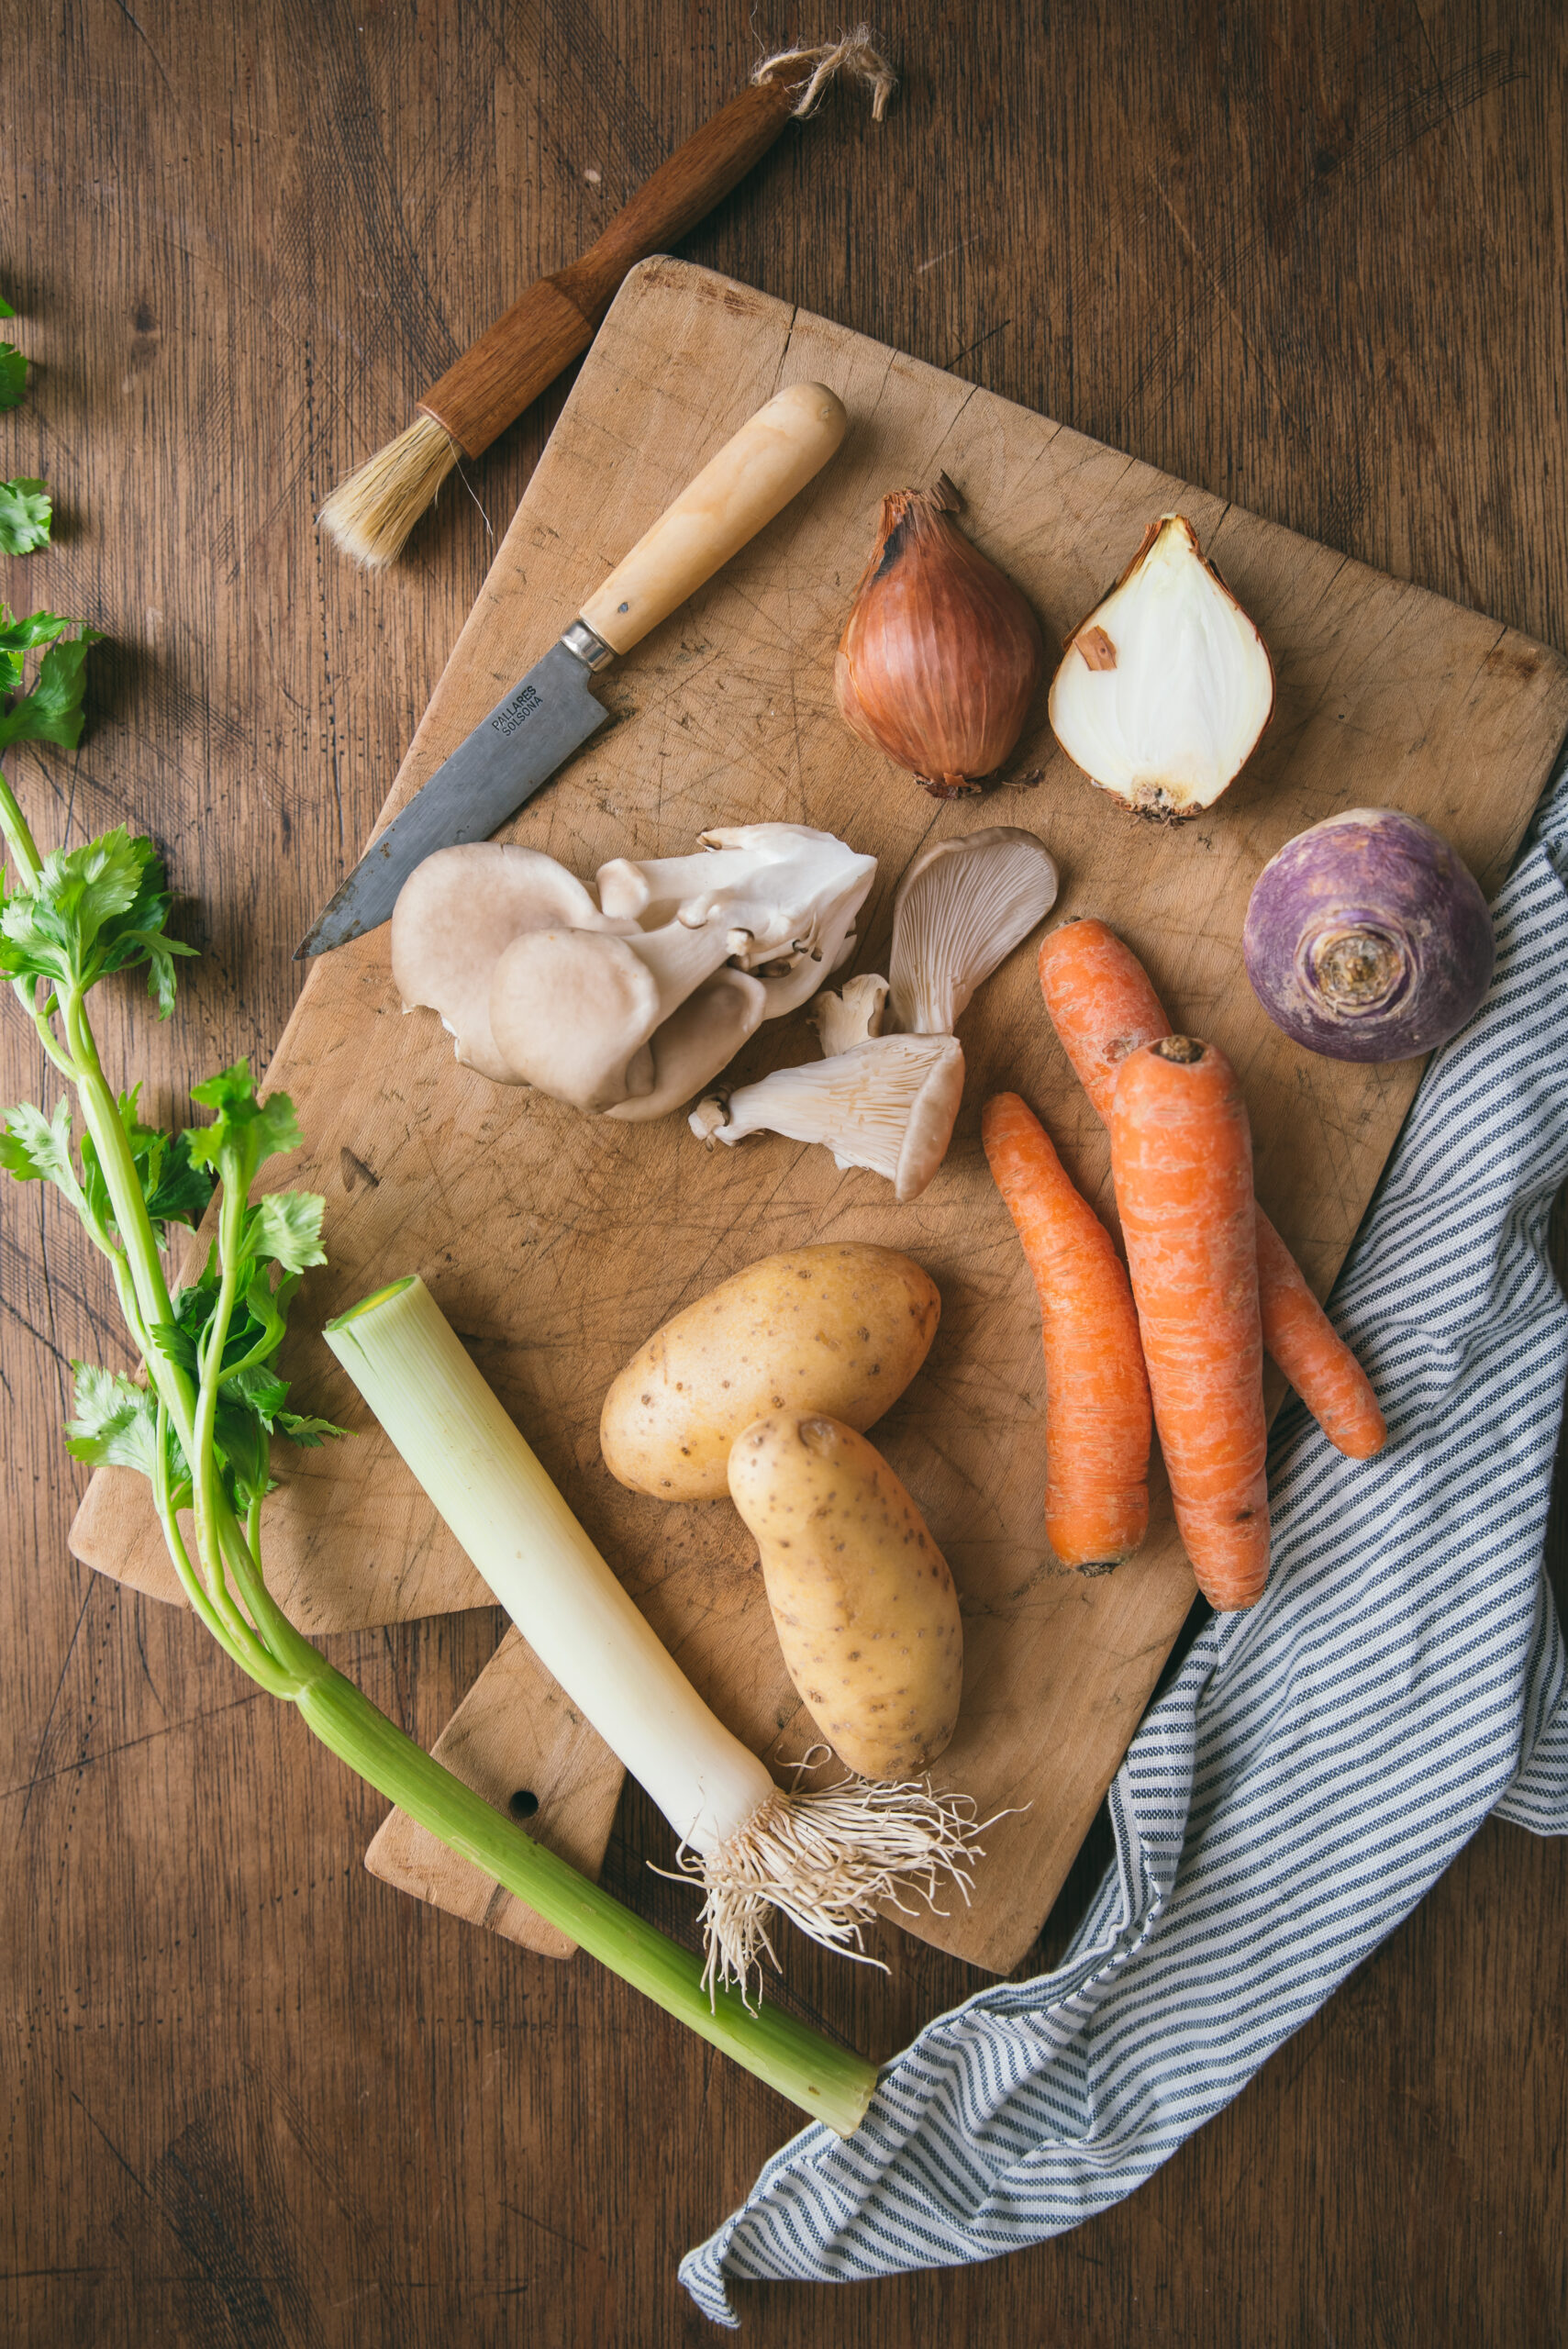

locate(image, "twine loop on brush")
(754, 25), (897, 120)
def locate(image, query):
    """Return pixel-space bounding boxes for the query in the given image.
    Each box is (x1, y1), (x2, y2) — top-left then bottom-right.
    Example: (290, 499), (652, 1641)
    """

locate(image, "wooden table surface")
(4, 4), (1564, 2342)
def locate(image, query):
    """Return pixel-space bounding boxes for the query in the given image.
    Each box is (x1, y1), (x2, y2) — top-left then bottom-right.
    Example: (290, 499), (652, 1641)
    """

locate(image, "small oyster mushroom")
(810, 971), (890, 1055)
(690, 1033), (965, 1203)
(390, 842), (619, 1083)
(889, 826), (1060, 1035)
(489, 825), (879, 1117)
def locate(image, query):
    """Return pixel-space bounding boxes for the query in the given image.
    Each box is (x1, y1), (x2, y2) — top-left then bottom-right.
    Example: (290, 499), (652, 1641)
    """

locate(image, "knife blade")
(295, 637), (610, 956)
(295, 379), (849, 959)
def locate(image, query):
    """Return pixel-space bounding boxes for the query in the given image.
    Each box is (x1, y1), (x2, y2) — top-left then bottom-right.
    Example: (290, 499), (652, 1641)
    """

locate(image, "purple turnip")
(1242, 807), (1495, 1063)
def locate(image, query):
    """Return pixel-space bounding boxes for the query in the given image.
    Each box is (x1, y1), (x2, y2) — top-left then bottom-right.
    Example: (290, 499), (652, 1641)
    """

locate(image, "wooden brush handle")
(418, 73), (807, 461)
(578, 381), (847, 654)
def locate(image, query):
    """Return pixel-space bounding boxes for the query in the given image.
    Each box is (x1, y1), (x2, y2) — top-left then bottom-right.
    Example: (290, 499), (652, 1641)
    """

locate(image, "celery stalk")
(0, 776), (878, 2139)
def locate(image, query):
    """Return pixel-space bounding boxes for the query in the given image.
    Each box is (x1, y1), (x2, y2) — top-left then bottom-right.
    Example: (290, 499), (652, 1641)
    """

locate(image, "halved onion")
(1048, 515), (1274, 818)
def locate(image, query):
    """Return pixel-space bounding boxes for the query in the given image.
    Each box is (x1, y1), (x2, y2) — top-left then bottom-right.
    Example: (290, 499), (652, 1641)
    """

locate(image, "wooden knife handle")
(577, 381), (847, 656)
(418, 74), (806, 460)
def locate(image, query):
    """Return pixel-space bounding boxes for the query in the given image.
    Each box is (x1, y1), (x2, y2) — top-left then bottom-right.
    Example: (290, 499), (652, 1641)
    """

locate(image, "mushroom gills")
(889, 825), (1059, 1034)
(691, 1034), (965, 1204)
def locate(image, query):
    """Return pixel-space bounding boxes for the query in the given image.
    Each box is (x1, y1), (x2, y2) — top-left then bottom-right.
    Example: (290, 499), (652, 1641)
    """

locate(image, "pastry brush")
(320, 29), (894, 568)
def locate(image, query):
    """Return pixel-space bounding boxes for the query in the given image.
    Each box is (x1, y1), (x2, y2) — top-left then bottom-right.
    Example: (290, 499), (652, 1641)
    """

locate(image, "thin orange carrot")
(1038, 918), (1386, 1461)
(1111, 1037), (1271, 1610)
(1252, 1217), (1385, 1460)
(983, 1092), (1151, 1574)
(1037, 917), (1172, 1122)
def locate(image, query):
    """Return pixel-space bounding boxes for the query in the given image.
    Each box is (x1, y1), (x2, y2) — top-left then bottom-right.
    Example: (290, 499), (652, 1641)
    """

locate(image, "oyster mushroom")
(392, 823), (876, 1114)
(690, 1034), (965, 1203)
(487, 825), (879, 1116)
(889, 826), (1060, 1035)
(390, 842), (621, 1083)
(600, 823), (874, 1003)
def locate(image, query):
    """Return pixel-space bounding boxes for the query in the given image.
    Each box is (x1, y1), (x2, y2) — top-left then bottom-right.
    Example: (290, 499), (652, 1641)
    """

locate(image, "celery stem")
(0, 766), (43, 889)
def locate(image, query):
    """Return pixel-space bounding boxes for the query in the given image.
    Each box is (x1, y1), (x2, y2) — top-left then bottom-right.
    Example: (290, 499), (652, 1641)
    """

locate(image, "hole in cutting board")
(507, 1788), (540, 1821)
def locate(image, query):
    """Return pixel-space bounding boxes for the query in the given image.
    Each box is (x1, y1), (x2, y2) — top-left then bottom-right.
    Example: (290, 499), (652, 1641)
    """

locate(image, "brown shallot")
(835, 475), (1044, 798)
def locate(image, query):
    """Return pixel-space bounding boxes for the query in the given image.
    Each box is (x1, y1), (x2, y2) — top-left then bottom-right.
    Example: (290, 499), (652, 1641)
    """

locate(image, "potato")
(599, 1244), (940, 1502)
(728, 1413), (962, 1779)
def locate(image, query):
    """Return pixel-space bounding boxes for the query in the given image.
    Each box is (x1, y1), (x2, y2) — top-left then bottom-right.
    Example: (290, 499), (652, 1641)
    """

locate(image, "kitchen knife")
(295, 379), (849, 957)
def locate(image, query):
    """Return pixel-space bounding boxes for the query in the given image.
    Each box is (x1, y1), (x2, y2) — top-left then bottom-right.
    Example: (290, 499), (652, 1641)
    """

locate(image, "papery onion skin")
(835, 480), (1044, 798)
(1242, 807), (1495, 1063)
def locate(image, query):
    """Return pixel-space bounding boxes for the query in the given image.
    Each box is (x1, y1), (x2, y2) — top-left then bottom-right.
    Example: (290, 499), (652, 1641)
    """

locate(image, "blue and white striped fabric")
(682, 772), (1568, 2326)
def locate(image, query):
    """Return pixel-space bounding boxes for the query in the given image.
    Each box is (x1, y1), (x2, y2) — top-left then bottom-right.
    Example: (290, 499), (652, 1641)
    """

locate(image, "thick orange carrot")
(1038, 918), (1386, 1460)
(983, 1092), (1151, 1573)
(1111, 1037), (1271, 1609)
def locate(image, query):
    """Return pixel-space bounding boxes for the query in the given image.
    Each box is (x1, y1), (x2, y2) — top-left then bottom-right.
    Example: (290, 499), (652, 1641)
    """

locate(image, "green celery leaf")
(142, 1126), (215, 1230)
(212, 1395), (273, 1509)
(186, 1061), (303, 1187)
(64, 1363), (170, 1484)
(28, 830), (150, 958)
(0, 626), (100, 754)
(152, 1263), (220, 1376)
(226, 1270), (292, 1368)
(247, 1188), (327, 1275)
(0, 829), (190, 1009)
(188, 1059), (260, 1119)
(228, 1363), (344, 1447)
(0, 343), (26, 411)
(0, 295), (14, 319)
(0, 1096), (93, 1226)
(150, 1316), (201, 1376)
(0, 1094), (75, 1186)
(0, 885), (68, 987)
(103, 925), (196, 1019)
(0, 479), (50, 555)
(0, 607), (74, 654)
(274, 1408), (347, 1449)
(79, 1092), (215, 1241)
(230, 1364), (291, 1421)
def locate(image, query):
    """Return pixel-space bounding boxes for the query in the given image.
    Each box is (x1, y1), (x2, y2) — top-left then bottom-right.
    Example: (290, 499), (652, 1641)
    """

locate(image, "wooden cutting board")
(72, 257), (1568, 1977)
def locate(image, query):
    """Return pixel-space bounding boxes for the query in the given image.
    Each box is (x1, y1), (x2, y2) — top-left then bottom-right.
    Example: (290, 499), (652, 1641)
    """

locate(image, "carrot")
(1110, 1037), (1271, 1609)
(1252, 1217), (1385, 1459)
(1037, 916), (1172, 1122)
(1038, 918), (1386, 1461)
(983, 1093), (1151, 1574)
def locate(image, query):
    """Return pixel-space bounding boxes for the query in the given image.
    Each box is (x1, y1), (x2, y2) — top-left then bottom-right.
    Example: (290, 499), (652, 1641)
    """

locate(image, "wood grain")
(5, 3), (1566, 2343)
(68, 250), (1568, 1976)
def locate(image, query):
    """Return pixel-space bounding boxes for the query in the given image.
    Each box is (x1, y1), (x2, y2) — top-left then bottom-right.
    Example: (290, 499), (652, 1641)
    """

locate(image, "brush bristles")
(318, 412), (462, 569)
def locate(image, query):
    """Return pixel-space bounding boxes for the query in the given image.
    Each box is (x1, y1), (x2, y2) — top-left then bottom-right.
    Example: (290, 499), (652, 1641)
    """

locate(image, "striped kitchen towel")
(682, 772), (1568, 2325)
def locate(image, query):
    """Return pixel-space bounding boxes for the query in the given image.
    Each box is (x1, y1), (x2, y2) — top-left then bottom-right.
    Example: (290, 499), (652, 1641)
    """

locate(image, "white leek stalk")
(326, 1275), (989, 1992)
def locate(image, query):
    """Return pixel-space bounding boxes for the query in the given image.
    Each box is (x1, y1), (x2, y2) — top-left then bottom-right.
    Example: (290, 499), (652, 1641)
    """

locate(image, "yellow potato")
(599, 1244), (940, 1502)
(728, 1413), (962, 1779)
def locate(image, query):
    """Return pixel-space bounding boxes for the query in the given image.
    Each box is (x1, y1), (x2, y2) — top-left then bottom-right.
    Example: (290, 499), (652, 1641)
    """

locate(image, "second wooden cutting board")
(72, 258), (1568, 1976)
